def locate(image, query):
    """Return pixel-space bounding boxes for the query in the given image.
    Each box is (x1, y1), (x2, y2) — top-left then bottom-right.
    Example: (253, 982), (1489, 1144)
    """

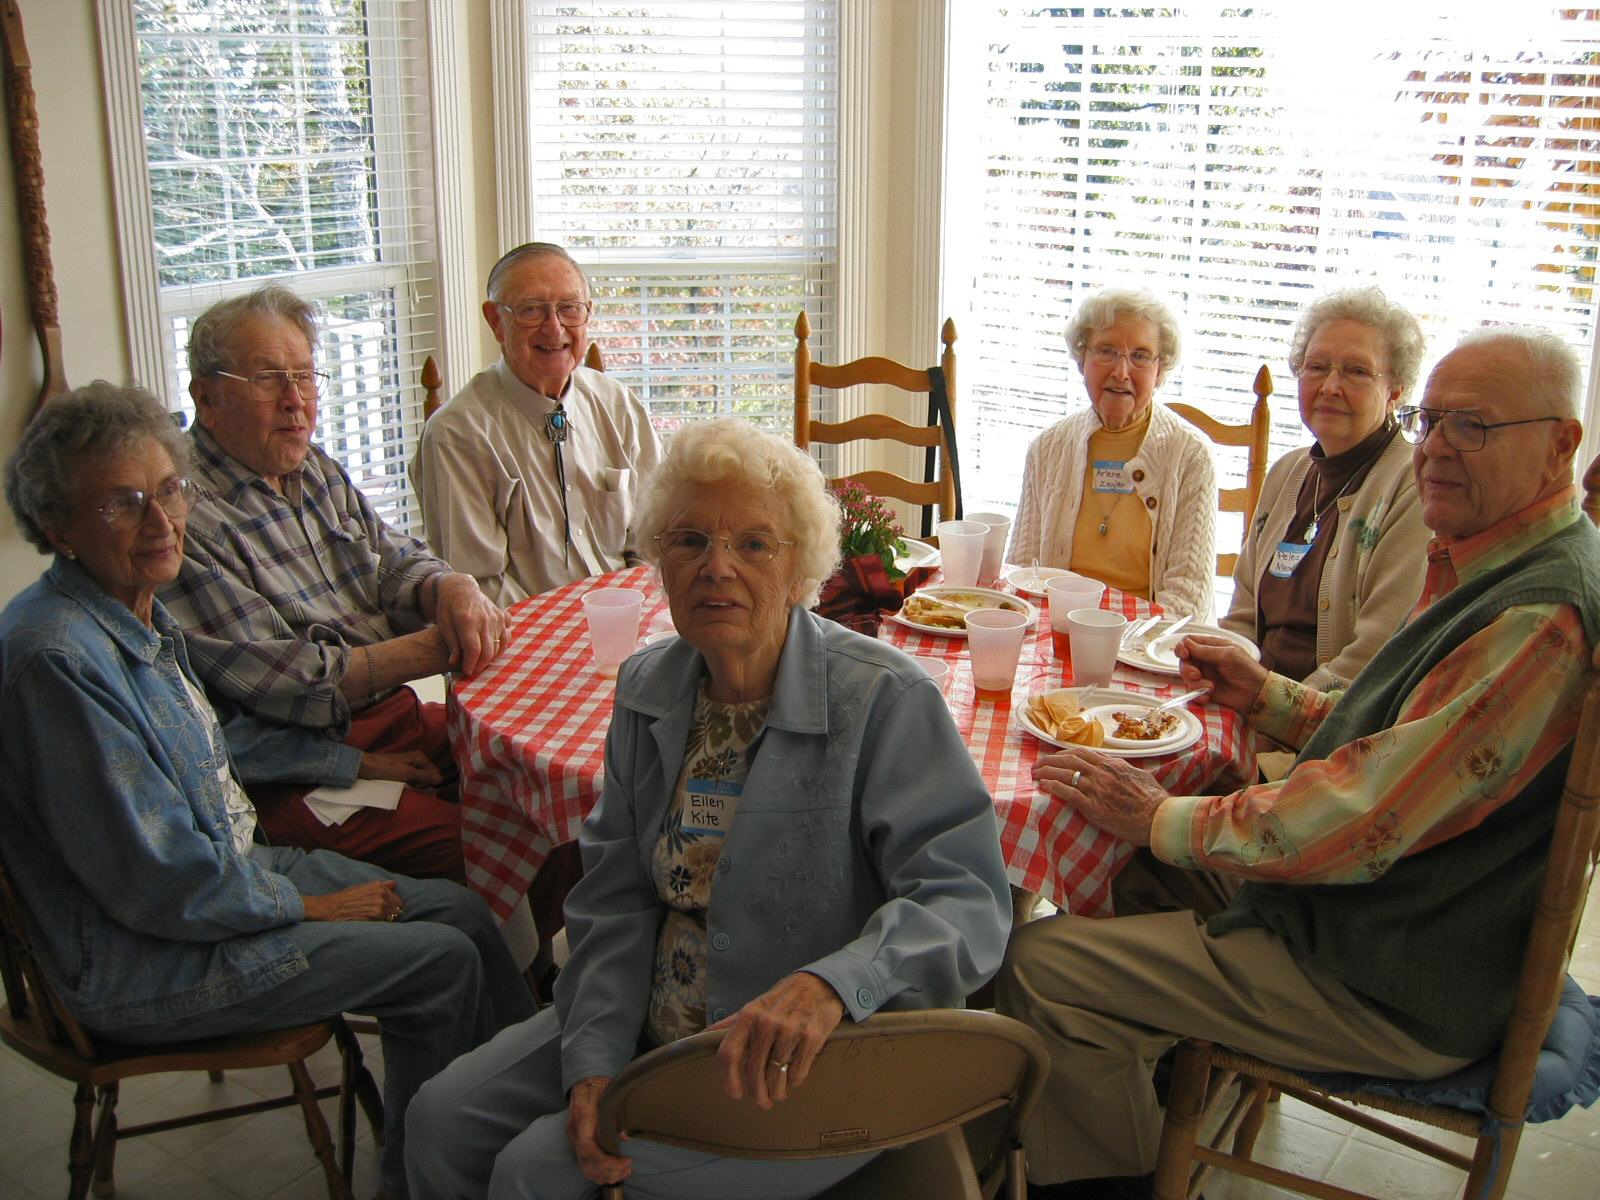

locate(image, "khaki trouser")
(997, 859), (1473, 1183)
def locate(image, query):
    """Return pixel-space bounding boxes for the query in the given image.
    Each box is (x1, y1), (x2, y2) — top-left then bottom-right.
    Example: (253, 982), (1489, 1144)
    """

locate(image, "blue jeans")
(112, 846), (535, 1199)
(405, 1006), (878, 1200)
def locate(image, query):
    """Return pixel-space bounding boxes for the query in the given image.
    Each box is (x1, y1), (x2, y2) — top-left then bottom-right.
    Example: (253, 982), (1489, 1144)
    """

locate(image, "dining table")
(449, 563), (1255, 923)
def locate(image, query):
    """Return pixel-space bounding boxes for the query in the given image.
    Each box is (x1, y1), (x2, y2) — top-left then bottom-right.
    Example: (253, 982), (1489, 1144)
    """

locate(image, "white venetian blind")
(128, 0), (438, 533)
(945, 4), (1600, 538)
(523, 0), (839, 434)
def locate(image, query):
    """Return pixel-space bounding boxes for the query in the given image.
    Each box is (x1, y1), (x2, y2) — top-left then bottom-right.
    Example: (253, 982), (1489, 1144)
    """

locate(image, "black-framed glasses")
(1395, 405), (1563, 453)
(96, 477), (198, 529)
(1296, 361), (1386, 387)
(654, 528), (794, 565)
(496, 300), (592, 329)
(1086, 345), (1158, 370)
(213, 369), (330, 397)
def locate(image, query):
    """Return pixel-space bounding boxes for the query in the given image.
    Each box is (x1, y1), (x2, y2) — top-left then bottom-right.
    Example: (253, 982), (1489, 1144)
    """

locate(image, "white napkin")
(302, 778), (406, 827)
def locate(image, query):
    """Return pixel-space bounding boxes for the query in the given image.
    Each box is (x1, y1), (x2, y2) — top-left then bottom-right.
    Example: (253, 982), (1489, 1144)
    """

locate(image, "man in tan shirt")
(412, 243), (664, 604)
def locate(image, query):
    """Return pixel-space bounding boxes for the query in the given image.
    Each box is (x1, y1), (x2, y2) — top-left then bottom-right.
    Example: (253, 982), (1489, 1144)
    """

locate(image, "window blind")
(130, 0), (438, 533)
(523, 0), (839, 434)
(945, 5), (1600, 541)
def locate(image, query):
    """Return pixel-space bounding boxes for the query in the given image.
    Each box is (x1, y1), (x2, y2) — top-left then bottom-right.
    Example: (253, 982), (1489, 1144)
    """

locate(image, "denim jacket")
(0, 559), (307, 1032)
(556, 606), (1012, 1089)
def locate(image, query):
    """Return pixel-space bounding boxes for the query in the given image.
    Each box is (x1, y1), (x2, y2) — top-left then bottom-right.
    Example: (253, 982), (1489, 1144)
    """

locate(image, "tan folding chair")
(0, 856), (383, 1200)
(794, 311), (960, 535)
(597, 1008), (1048, 1200)
(1166, 364), (1273, 576)
(1152, 643), (1600, 1200)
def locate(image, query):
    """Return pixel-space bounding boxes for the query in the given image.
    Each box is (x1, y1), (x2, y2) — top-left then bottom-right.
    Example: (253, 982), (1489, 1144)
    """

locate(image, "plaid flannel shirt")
(160, 426), (450, 733)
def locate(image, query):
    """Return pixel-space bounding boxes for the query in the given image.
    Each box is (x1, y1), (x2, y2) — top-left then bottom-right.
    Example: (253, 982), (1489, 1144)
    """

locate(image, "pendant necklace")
(1095, 491), (1125, 536)
(1300, 421), (1398, 543)
(545, 403), (572, 565)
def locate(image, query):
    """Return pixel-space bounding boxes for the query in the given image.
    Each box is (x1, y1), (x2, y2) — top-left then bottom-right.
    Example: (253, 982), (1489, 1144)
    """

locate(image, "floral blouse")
(646, 682), (769, 1046)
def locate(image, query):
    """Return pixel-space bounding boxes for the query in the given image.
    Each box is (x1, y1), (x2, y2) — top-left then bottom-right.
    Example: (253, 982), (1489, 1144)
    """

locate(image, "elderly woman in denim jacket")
(0, 383), (533, 1200)
(406, 418), (1013, 1200)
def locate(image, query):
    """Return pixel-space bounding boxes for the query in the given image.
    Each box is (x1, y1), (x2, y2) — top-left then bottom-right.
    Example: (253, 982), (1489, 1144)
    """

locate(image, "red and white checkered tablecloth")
(450, 565), (667, 919)
(880, 585), (1255, 918)
(452, 566), (1254, 922)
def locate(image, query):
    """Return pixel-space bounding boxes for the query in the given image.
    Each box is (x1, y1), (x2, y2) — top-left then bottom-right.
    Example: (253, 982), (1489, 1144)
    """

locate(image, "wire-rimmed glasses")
(1395, 405), (1563, 453)
(96, 477), (198, 529)
(654, 528), (795, 565)
(496, 300), (593, 329)
(213, 369), (330, 398)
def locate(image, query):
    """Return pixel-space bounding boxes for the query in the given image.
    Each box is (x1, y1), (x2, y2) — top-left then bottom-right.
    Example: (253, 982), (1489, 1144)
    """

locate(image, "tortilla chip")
(1026, 693), (1106, 747)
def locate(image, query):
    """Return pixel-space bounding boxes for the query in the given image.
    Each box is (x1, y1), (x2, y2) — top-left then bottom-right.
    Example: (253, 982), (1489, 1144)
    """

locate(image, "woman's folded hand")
(299, 880), (401, 922)
(710, 971), (847, 1109)
(566, 1076), (631, 1185)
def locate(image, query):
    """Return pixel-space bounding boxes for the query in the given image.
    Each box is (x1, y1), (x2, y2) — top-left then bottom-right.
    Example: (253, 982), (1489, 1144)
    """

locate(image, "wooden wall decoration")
(2, 0), (67, 414)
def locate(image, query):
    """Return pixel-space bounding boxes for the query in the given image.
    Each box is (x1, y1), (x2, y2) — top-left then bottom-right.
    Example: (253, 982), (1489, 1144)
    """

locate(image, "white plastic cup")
(1066, 607), (1128, 688)
(1045, 574), (1108, 635)
(913, 655), (950, 690)
(581, 587), (644, 676)
(964, 511), (1013, 586)
(965, 608), (1030, 695)
(936, 520), (988, 588)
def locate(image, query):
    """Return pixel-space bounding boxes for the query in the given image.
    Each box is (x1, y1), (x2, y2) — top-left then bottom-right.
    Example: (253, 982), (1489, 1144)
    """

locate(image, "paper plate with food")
(1118, 621), (1259, 677)
(893, 537), (941, 573)
(1018, 688), (1202, 759)
(888, 586), (1038, 637)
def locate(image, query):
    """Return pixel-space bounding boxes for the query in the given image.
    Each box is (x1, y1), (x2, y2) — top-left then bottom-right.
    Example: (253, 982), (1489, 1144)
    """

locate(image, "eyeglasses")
(1297, 361), (1386, 387)
(1086, 345), (1159, 370)
(96, 477), (198, 529)
(1395, 405), (1563, 453)
(654, 528), (795, 565)
(496, 300), (593, 329)
(213, 369), (330, 397)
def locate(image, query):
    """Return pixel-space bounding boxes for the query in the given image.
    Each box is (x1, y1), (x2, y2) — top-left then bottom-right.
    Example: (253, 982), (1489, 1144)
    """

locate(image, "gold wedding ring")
(1068, 769), (1082, 788)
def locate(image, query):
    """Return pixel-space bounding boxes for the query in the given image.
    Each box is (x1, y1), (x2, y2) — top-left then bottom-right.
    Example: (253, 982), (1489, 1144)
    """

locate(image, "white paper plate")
(894, 537), (941, 572)
(1003, 565), (1073, 598)
(1117, 621), (1260, 677)
(1017, 688), (1203, 759)
(888, 586), (1038, 639)
(644, 629), (678, 646)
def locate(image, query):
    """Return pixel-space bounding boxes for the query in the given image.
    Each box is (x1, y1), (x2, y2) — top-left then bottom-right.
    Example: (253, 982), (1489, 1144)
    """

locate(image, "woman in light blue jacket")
(0, 383), (533, 1200)
(407, 418), (1013, 1200)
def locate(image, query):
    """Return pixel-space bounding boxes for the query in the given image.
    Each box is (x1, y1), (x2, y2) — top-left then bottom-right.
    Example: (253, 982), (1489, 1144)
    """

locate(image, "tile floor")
(2, 885), (1597, 1199)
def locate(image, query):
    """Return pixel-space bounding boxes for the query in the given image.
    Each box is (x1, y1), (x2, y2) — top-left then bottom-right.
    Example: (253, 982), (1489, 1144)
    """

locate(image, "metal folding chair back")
(597, 1008), (1048, 1200)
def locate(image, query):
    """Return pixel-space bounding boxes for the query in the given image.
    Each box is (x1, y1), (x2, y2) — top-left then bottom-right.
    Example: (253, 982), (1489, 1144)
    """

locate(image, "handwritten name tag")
(1092, 460), (1134, 494)
(1269, 539), (1312, 579)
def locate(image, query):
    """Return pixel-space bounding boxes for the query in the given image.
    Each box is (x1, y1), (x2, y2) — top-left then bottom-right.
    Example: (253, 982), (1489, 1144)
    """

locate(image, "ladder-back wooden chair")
(1166, 364), (1273, 576)
(794, 311), (960, 536)
(0, 856), (383, 1200)
(1152, 643), (1600, 1200)
(418, 342), (606, 422)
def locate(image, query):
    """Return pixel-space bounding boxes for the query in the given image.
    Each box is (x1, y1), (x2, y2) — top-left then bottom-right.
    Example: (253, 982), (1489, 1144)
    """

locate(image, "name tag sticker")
(1269, 540), (1312, 579)
(685, 778), (737, 835)
(1092, 460), (1134, 494)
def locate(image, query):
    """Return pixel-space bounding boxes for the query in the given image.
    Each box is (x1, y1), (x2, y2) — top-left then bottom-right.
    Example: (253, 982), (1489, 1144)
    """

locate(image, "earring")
(61, 547), (76, 560)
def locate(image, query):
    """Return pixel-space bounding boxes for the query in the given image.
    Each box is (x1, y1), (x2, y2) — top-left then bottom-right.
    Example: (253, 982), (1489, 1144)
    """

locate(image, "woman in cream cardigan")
(1008, 287), (1217, 618)
(1221, 286), (1430, 699)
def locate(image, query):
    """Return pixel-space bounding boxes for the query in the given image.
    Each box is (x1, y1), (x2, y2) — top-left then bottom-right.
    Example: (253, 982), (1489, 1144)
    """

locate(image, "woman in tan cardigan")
(1222, 286), (1431, 703)
(1009, 287), (1218, 618)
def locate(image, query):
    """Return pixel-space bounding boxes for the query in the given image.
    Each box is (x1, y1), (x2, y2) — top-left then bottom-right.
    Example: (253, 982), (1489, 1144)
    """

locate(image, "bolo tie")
(545, 403), (572, 566)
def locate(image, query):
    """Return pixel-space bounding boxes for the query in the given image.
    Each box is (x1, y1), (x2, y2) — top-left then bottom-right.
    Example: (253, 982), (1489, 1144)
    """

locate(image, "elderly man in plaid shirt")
(161, 285), (507, 882)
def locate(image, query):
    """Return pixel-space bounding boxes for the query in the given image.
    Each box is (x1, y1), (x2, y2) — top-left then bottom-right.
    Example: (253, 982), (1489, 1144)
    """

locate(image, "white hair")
(634, 418), (842, 608)
(1064, 286), (1183, 387)
(1454, 325), (1581, 420)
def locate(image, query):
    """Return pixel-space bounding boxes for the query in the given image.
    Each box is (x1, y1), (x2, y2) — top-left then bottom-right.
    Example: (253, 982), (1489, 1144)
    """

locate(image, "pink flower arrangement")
(831, 479), (908, 581)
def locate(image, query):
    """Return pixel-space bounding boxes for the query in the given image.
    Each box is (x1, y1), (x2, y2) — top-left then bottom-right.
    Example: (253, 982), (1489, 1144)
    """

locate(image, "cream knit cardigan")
(1219, 432), (1428, 693)
(1008, 403), (1218, 619)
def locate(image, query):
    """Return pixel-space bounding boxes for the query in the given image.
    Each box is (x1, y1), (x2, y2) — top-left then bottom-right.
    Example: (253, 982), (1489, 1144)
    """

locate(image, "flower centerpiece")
(815, 480), (936, 635)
